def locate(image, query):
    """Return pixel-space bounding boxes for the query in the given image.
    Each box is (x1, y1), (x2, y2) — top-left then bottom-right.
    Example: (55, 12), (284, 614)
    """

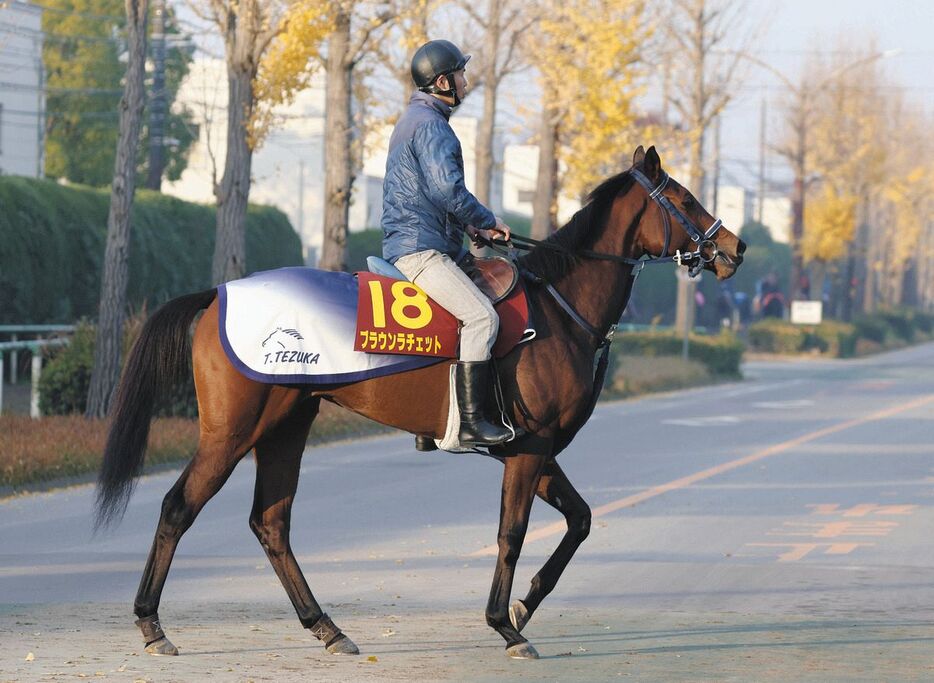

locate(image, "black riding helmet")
(411, 40), (470, 105)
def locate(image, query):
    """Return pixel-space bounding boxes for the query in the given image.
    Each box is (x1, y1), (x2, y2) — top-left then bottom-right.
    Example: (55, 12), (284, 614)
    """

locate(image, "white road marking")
(753, 399), (816, 409)
(662, 415), (741, 427)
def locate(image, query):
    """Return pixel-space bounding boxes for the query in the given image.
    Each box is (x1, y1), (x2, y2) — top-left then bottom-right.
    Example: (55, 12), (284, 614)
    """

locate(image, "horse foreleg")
(508, 460), (591, 633)
(250, 401), (359, 655)
(485, 452), (547, 659)
(133, 440), (246, 655)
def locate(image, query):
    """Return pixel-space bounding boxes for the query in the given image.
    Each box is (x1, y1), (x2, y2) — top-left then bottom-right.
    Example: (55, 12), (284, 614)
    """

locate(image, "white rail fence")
(0, 325), (74, 418)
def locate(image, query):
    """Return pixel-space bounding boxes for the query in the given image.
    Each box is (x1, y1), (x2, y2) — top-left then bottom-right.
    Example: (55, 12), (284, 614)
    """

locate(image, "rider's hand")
(491, 216), (512, 242)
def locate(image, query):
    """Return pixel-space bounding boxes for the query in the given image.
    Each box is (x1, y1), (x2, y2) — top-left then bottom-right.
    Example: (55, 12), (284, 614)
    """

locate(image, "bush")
(37, 323), (96, 415)
(38, 315), (198, 417)
(612, 330), (744, 377)
(0, 177), (303, 324)
(803, 320), (858, 358)
(912, 311), (934, 334)
(852, 315), (891, 345)
(748, 318), (807, 354)
(610, 354), (711, 397)
(346, 229), (385, 272)
(874, 309), (915, 343)
(746, 310), (934, 358)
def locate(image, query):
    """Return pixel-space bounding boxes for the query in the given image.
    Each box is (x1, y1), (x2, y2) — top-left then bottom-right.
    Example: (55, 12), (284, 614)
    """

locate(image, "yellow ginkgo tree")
(802, 184), (857, 264)
(529, 0), (648, 237)
(255, 0), (392, 271)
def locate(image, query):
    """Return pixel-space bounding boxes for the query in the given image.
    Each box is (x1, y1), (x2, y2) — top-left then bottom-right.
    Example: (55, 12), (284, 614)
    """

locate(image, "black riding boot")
(456, 361), (511, 447)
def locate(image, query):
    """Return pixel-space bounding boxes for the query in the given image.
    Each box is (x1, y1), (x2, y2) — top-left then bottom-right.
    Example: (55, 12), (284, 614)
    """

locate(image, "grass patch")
(607, 354), (712, 399)
(0, 401), (393, 491)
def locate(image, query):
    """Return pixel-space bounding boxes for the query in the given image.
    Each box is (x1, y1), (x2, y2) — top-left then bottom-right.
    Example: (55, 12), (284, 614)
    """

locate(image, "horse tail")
(95, 288), (217, 530)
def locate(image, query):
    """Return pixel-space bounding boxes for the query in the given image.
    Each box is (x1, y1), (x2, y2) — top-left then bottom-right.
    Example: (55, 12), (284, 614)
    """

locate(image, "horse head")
(631, 145), (745, 280)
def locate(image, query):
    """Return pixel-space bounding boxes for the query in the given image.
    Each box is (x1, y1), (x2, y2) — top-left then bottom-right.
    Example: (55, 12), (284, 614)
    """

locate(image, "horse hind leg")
(250, 398), (359, 655)
(510, 461), (591, 634)
(133, 438), (251, 655)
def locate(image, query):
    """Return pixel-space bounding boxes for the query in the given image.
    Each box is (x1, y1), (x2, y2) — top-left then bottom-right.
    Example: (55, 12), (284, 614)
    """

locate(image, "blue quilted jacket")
(381, 91), (496, 264)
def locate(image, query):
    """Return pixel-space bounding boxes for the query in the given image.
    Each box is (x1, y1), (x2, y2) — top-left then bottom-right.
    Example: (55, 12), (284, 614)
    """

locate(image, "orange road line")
(469, 393), (934, 557)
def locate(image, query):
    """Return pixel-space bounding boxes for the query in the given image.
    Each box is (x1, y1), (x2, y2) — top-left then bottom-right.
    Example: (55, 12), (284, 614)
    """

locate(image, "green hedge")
(748, 309), (932, 357)
(611, 330), (744, 377)
(0, 177), (303, 324)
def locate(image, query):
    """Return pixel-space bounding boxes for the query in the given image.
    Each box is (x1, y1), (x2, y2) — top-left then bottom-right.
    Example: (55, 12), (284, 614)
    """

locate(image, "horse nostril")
(737, 239), (747, 255)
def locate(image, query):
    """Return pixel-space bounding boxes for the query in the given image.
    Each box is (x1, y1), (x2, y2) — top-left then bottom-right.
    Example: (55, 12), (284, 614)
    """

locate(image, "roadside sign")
(791, 300), (822, 325)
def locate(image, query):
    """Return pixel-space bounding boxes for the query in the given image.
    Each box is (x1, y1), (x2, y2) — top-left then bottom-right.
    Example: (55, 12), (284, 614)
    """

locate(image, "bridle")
(483, 166), (731, 349)
(503, 168), (726, 279)
(628, 168), (724, 277)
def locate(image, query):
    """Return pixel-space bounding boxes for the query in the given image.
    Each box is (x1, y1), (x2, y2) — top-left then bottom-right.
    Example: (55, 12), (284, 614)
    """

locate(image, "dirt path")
(4, 601), (933, 682)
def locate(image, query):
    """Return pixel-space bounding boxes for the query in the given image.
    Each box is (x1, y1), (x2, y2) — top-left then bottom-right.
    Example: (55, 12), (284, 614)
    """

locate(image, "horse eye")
(682, 197), (695, 209)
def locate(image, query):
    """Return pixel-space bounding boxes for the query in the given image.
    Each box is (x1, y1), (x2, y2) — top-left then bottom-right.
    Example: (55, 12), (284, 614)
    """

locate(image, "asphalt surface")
(2, 342), (934, 681)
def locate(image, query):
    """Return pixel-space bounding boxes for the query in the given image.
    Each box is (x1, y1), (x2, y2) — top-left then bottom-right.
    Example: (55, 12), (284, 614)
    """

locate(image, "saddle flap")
(466, 255), (519, 304)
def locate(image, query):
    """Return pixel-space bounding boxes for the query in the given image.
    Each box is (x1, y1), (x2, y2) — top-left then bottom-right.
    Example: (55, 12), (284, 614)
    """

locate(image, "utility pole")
(757, 97), (766, 223)
(35, 34), (45, 178)
(297, 159), (305, 239)
(711, 114), (721, 215)
(145, 0), (166, 190)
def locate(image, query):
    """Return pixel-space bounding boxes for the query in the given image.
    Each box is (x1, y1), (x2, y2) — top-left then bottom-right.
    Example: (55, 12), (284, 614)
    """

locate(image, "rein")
(502, 169), (724, 279)
(479, 168), (726, 351)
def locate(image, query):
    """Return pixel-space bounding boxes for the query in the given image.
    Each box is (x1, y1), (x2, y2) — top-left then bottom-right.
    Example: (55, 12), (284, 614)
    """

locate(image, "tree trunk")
(531, 105), (558, 240)
(687, 126), (705, 199)
(319, 10), (353, 272)
(475, 75), (497, 207)
(212, 67), (255, 285)
(474, 0), (501, 207)
(85, 0), (149, 419)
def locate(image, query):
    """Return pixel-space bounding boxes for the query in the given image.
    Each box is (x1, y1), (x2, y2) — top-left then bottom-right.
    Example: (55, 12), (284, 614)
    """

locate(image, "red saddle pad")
(354, 272), (531, 359)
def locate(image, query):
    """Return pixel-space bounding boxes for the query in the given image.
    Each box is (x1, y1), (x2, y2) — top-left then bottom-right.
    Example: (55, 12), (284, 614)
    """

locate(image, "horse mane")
(518, 170), (636, 282)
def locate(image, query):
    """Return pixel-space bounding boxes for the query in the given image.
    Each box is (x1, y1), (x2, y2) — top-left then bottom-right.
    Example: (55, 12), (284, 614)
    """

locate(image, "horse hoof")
(506, 642), (539, 660)
(326, 634), (360, 655)
(144, 636), (178, 656)
(509, 600), (530, 632)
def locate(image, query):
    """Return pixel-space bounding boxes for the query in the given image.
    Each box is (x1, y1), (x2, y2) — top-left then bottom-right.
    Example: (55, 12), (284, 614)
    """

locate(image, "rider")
(381, 39), (513, 447)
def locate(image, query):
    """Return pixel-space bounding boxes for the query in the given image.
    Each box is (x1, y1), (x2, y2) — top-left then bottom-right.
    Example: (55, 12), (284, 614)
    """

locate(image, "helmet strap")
(422, 73), (461, 107)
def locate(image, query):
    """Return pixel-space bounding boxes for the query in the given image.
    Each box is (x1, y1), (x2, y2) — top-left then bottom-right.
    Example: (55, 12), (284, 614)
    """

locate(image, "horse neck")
(555, 193), (647, 342)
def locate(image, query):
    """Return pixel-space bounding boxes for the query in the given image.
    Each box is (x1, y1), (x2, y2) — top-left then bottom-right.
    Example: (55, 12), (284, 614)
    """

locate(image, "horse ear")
(644, 145), (662, 182)
(632, 146), (646, 167)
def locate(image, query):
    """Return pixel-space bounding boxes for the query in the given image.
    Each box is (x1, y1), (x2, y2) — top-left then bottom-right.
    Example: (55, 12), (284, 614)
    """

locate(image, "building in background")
(714, 183), (792, 244)
(760, 194), (791, 243)
(166, 58), (500, 265)
(0, 1), (44, 178)
(502, 144), (580, 225)
(164, 58), (326, 265)
(716, 185), (753, 234)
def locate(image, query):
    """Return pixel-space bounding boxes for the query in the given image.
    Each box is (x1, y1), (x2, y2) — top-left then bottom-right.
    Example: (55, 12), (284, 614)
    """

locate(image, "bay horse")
(96, 146), (745, 660)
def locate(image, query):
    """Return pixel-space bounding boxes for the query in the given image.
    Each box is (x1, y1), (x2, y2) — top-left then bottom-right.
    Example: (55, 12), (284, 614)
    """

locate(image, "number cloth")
(218, 266), (533, 385)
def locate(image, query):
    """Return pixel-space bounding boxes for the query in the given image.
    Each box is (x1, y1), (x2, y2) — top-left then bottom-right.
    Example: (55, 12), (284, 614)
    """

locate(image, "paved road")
(2, 343), (934, 681)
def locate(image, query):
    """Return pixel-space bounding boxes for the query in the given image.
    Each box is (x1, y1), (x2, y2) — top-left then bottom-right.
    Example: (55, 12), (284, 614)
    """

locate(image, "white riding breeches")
(393, 249), (499, 362)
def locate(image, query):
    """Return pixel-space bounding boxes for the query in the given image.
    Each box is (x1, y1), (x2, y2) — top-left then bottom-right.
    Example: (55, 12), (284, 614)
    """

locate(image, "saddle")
(365, 254), (519, 303)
